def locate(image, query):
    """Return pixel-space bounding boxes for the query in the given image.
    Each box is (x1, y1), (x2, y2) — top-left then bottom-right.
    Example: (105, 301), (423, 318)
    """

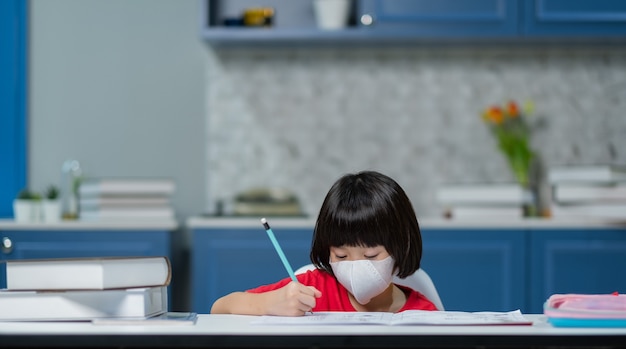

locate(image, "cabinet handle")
(360, 14), (374, 26)
(2, 237), (13, 254)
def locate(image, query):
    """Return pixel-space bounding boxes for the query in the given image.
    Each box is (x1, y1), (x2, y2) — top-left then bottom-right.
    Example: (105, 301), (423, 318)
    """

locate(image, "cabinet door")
(523, 0), (626, 36)
(191, 227), (313, 313)
(359, 0), (519, 37)
(420, 228), (527, 312)
(0, 230), (172, 287)
(529, 228), (626, 313)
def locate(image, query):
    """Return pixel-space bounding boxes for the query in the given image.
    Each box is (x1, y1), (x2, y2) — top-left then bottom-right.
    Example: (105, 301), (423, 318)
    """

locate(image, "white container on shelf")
(313, 0), (351, 30)
(13, 200), (42, 223)
(42, 199), (61, 223)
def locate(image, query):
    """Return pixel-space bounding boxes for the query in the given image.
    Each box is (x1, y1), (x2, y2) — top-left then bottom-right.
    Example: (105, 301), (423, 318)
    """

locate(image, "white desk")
(1, 314), (626, 348)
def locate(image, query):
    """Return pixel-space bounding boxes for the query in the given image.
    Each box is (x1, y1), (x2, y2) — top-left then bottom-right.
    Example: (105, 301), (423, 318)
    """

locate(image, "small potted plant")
(13, 188), (42, 222)
(42, 185), (61, 223)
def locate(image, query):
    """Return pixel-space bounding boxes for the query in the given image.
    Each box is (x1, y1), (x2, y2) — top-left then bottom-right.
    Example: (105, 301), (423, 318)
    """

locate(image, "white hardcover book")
(437, 184), (529, 205)
(3, 256), (171, 291)
(448, 206), (523, 219)
(0, 286), (167, 321)
(553, 183), (626, 203)
(551, 203), (626, 219)
(79, 207), (175, 221)
(78, 178), (175, 197)
(79, 196), (171, 209)
(548, 165), (626, 183)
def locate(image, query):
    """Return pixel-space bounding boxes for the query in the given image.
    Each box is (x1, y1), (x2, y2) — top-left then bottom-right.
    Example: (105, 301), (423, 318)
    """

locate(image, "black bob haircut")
(310, 171), (422, 279)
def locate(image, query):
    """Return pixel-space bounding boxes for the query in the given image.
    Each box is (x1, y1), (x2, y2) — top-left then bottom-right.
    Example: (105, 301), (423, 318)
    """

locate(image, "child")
(210, 170), (437, 316)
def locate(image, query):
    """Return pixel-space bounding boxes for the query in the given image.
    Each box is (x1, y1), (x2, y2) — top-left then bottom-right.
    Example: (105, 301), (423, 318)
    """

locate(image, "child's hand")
(267, 282), (322, 316)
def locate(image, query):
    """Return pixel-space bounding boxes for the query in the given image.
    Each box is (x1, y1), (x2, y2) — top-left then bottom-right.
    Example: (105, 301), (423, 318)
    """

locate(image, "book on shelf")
(551, 203), (626, 219)
(79, 196), (171, 209)
(2, 256), (171, 291)
(0, 286), (167, 321)
(78, 178), (176, 197)
(553, 183), (626, 203)
(79, 207), (175, 221)
(445, 206), (523, 219)
(548, 165), (626, 183)
(437, 184), (530, 205)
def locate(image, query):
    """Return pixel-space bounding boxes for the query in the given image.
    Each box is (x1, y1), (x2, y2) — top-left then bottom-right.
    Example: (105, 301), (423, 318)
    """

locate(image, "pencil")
(261, 217), (298, 283)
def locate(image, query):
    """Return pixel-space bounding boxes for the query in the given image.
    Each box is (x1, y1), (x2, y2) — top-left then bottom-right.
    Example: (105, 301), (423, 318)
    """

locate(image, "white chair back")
(392, 269), (444, 311)
(294, 264), (444, 310)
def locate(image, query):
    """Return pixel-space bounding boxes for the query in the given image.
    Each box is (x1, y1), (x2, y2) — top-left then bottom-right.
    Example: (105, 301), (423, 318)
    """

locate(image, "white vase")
(13, 199), (42, 222)
(42, 199), (61, 223)
(313, 0), (351, 30)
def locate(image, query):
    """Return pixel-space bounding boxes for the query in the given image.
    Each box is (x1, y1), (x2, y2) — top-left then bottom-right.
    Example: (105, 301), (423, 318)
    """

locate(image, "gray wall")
(29, 0), (207, 222)
(207, 48), (626, 218)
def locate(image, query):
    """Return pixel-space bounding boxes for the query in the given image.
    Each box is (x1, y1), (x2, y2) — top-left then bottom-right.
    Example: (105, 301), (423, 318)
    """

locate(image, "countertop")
(2, 216), (624, 231)
(0, 219), (178, 231)
(187, 216), (626, 229)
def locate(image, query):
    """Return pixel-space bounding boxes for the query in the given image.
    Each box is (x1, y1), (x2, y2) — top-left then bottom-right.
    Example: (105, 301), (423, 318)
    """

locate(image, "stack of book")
(0, 256), (173, 321)
(548, 165), (626, 219)
(436, 184), (529, 219)
(78, 178), (176, 221)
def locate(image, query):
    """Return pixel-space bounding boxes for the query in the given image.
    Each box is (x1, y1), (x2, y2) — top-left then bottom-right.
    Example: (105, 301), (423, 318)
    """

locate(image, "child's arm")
(210, 281), (322, 316)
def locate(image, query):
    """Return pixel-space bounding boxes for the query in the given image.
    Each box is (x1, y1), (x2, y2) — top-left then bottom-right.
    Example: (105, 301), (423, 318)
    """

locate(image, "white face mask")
(330, 256), (395, 304)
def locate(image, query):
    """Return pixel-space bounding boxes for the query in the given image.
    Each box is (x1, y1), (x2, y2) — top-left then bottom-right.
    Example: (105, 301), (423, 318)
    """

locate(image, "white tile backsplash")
(206, 47), (626, 218)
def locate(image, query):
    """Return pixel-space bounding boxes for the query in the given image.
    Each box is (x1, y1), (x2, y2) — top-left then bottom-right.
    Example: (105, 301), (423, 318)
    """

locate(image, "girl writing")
(210, 171), (437, 315)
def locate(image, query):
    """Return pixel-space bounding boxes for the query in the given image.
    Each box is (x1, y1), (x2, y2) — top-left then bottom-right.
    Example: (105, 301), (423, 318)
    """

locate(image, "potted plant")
(13, 188), (42, 222)
(481, 100), (542, 217)
(42, 185), (61, 223)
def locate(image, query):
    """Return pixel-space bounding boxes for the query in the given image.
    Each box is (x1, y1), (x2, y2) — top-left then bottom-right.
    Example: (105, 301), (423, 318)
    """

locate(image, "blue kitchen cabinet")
(201, 0), (520, 44)
(359, 0), (519, 38)
(189, 222), (528, 313)
(528, 228), (626, 313)
(522, 0), (626, 37)
(0, 230), (172, 261)
(189, 220), (626, 314)
(201, 0), (626, 44)
(191, 225), (313, 313)
(0, 226), (176, 306)
(420, 228), (527, 312)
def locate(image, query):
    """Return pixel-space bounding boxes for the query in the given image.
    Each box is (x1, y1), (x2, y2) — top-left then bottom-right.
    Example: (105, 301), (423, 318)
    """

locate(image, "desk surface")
(1, 314), (626, 348)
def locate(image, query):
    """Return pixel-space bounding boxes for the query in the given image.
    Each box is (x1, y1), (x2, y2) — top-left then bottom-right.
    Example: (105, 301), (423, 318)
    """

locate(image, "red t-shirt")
(247, 269), (437, 312)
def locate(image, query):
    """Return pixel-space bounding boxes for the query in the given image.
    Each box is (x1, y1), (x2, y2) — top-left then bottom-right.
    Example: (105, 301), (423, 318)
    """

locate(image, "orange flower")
(481, 100), (535, 188)
(483, 106), (504, 124)
(506, 101), (520, 118)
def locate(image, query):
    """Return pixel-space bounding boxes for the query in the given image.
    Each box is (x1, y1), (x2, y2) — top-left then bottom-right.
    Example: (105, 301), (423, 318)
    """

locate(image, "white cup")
(313, 0), (351, 30)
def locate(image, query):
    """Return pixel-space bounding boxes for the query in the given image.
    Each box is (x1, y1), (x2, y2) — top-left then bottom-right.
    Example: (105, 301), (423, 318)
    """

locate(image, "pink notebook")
(544, 293), (626, 327)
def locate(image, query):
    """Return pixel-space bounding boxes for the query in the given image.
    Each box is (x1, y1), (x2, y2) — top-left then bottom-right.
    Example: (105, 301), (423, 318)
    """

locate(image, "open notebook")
(251, 310), (532, 326)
